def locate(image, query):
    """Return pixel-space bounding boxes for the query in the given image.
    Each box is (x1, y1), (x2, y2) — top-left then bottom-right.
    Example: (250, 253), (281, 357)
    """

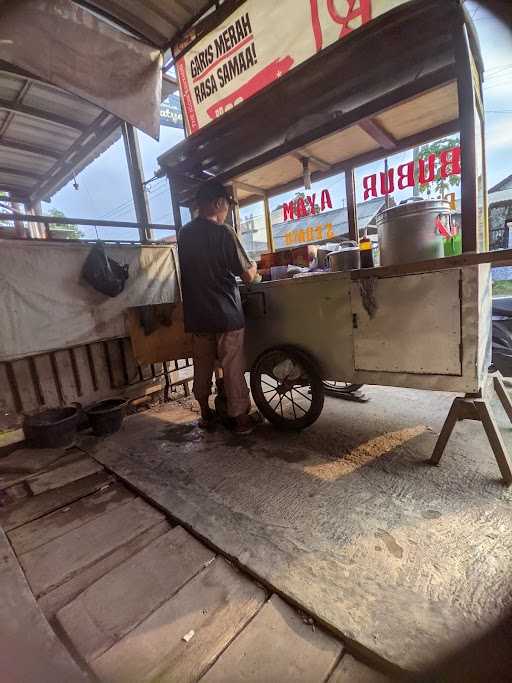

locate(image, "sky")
(43, 0), (512, 243)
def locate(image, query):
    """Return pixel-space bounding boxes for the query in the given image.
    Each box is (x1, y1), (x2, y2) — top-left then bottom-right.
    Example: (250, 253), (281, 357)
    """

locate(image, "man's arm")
(240, 261), (258, 285)
(225, 227), (260, 284)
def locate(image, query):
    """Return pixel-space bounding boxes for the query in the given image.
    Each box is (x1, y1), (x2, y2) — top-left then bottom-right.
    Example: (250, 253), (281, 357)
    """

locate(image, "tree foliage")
(417, 134), (461, 198)
(48, 209), (84, 239)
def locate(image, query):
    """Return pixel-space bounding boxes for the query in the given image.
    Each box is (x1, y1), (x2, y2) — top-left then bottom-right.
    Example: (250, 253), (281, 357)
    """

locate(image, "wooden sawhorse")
(429, 372), (512, 485)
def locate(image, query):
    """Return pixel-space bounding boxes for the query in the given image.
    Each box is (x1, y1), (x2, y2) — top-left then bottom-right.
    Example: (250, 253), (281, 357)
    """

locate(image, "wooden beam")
(232, 180), (266, 196)
(263, 193), (275, 253)
(238, 119), (460, 210)
(351, 246), (512, 281)
(456, 24), (478, 253)
(230, 182), (242, 236)
(0, 139), (59, 160)
(205, 66), (457, 188)
(0, 167), (42, 180)
(290, 150), (330, 172)
(0, 98), (85, 132)
(345, 170), (358, 242)
(358, 118), (397, 150)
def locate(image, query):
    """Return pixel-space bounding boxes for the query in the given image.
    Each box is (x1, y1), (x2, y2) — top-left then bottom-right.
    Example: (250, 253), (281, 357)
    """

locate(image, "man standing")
(177, 180), (259, 434)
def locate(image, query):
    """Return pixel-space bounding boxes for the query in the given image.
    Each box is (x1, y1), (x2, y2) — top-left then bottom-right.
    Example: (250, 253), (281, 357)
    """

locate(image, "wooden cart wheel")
(322, 380), (364, 396)
(250, 346), (324, 431)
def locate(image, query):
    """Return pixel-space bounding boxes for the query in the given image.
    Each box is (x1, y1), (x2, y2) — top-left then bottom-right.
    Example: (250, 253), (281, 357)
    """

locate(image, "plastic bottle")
(359, 233), (374, 268)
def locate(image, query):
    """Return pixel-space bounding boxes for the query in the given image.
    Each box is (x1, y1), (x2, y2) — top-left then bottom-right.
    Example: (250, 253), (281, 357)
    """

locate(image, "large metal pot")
(328, 241), (361, 272)
(376, 198), (450, 267)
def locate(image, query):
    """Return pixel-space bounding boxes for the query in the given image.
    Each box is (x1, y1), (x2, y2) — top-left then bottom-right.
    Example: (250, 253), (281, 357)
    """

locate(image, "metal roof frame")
(0, 0), (213, 205)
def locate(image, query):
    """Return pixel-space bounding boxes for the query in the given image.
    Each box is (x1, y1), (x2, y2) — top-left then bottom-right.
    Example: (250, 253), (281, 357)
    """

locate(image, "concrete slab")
(0, 471), (114, 531)
(8, 481), (133, 554)
(91, 389), (512, 672)
(38, 520), (170, 619)
(27, 456), (103, 495)
(202, 594), (342, 682)
(328, 655), (390, 682)
(19, 497), (165, 597)
(57, 526), (215, 662)
(0, 528), (89, 683)
(91, 558), (266, 683)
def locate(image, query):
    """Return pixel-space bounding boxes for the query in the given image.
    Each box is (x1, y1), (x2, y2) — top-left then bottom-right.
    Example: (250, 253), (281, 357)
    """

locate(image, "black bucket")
(23, 406), (80, 449)
(85, 398), (128, 436)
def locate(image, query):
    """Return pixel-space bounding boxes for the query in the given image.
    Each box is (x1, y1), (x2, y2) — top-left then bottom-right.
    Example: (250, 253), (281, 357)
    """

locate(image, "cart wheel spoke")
(292, 386), (313, 404)
(277, 395), (284, 417)
(287, 391), (298, 419)
(268, 391), (279, 406)
(290, 390), (308, 414)
(250, 347), (325, 431)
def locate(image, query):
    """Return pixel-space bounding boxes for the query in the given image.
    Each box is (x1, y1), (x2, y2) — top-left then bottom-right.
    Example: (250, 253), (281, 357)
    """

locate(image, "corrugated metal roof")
(490, 188), (512, 205)
(0, 67), (113, 203)
(489, 174), (512, 194)
(75, 0), (214, 48)
(0, 0), (213, 204)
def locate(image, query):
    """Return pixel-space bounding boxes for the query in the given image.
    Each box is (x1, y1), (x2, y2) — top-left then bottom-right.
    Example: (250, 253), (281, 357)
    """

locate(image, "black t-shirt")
(177, 217), (253, 334)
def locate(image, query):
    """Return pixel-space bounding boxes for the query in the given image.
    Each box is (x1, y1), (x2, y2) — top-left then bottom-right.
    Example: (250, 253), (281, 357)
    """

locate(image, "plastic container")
(328, 241), (361, 272)
(23, 406), (80, 449)
(85, 398), (128, 436)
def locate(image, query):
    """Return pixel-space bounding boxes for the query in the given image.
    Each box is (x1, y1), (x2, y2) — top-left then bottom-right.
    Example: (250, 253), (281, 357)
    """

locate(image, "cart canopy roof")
(159, 0), (482, 207)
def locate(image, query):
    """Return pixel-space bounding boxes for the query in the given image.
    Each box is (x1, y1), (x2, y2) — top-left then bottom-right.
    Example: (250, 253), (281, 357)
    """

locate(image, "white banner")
(176, 0), (409, 134)
(0, 241), (178, 361)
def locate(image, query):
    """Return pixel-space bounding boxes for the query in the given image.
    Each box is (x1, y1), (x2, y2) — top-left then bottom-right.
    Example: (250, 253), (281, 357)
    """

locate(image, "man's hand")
(241, 262), (258, 285)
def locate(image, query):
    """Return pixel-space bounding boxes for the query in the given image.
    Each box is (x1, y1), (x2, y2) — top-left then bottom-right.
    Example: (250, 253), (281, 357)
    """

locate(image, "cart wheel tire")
(250, 346), (324, 431)
(322, 381), (364, 396)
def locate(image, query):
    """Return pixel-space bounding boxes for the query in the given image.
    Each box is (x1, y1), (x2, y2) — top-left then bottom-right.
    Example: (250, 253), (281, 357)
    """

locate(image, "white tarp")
(0, 240), (178, 361)
(176, 0), (409, 134)
(0, 0), (162, 139)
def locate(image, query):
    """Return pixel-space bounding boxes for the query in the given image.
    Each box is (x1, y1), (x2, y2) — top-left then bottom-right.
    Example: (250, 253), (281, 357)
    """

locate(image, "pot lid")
(376, 197), (451, 222)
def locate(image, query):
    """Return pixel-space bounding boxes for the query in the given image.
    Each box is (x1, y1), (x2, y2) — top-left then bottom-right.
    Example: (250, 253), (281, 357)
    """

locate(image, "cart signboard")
(175, 0), (410, 134)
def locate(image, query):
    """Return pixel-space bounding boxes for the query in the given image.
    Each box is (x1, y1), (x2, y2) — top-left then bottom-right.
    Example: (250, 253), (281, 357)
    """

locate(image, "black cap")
(196, 180), (231, 206)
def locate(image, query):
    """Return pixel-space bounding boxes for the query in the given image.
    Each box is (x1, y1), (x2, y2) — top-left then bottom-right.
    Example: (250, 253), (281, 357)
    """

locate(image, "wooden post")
(455, 24), (478, 253)
(263, 192), (274, 253)
(230, 182), (242, 236)
(11, 200), (28, 239)
(121, 122), (152, 243)
(24, 200), (45, 238)
(429, 374), (512, 486)
(345, 169), (358, 242)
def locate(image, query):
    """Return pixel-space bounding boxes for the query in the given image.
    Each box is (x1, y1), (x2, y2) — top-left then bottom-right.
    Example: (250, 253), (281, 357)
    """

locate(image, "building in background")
(489, 174), (512, 251)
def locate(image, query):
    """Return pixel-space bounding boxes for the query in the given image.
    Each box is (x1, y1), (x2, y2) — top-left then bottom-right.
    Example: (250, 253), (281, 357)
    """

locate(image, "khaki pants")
(192, 329), (250, 418)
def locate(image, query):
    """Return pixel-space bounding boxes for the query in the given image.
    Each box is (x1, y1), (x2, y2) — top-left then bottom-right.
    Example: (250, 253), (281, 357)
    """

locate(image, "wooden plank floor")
(0, 440), (388, 682)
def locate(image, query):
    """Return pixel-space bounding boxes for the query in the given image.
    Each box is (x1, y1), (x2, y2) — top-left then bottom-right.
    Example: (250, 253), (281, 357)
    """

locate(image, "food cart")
(147, 0), (512, 483)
